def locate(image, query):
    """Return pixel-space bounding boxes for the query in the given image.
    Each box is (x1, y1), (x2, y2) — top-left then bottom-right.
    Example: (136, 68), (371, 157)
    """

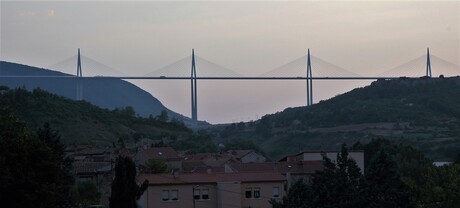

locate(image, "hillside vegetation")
(0, 61), (190, 122)
(218, 77), (460, 160)
(0, 86), (195, 146)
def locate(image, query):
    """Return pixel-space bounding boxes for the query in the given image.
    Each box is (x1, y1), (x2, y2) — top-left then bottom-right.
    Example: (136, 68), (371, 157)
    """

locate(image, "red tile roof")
(226, 150), (253, 159)
(227, 160), (324, 174)
(73, 161), (112, 174)
(183, 153), (234, 167)
(138, 147), (180, 160)
(278, 150), (364, 161)
(138, 172), (285, 185)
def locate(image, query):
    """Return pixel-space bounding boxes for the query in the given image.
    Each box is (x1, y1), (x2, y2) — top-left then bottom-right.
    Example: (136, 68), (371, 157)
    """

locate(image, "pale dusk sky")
(1, 1), (459, 123)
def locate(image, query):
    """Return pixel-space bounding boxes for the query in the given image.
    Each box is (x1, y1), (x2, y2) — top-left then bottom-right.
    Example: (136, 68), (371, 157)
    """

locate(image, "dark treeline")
(272, 140), (460, 208)
(0, 107), (75, 207)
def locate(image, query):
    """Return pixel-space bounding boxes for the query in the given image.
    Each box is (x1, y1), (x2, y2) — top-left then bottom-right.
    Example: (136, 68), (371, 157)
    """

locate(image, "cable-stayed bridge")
(3, 48), (459, 123)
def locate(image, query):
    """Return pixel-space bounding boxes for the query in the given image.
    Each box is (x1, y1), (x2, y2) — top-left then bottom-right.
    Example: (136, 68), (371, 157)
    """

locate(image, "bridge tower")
(76, 48), (83, 100)
(426, 48), (432, 77)
(191, 49), (198, 122)
(306, 49), (313, 106)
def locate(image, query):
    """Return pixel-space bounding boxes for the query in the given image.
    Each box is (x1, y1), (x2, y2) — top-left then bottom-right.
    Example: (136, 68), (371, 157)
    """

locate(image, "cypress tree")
(109, 156), (148, 208)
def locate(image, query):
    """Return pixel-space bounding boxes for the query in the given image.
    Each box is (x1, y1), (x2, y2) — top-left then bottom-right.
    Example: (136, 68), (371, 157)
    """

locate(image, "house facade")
(137, 172), (285, 208)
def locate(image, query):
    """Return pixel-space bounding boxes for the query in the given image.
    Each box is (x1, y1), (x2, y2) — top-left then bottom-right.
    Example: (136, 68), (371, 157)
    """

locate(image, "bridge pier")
(76, 48), (83, 100)
(426, 48), (432, 77)
(191, 49), (198, 122)
(306, 49), (313, 106)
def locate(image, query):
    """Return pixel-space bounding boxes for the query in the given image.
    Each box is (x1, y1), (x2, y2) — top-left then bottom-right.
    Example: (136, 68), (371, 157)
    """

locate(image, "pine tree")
(109, 156), (148, 208)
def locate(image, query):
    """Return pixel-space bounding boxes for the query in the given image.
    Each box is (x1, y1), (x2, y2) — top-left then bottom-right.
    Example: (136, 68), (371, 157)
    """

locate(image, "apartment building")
(137, 172), (285, 208)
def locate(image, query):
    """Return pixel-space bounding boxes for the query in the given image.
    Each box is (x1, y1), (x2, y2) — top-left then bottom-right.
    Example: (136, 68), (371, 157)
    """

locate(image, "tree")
(362, 149), (413, 208)
(430, 163), (460, 208)
(309, 144), (363, 208)
(157, 110), (168, 122)
(37, 123), (75, 207)
(0, 108), (64, 208)
(270, 179), (312, 208)
(171, 130), (218, 153)
(110, 156), (149, 208)
(335, 144), (363, 207)
(144, 159), (168, 173)
(361, 139), (438, 207)
(454, 152), (460, 165)
(72, 180), (101, 207)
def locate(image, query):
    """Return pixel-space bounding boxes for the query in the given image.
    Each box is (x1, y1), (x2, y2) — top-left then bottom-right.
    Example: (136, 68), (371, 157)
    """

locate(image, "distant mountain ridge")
(0, 61), (189, 121)
(217, 77), (460, 160)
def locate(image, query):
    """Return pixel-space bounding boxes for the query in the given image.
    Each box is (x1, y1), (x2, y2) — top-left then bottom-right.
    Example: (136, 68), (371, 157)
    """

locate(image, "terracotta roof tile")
(73, 161), (112, 174)
(138, 147), (180, 160)
(227, 161), (324, 174)
(138, 172), (285, 185)
(226, 150), (253, 159)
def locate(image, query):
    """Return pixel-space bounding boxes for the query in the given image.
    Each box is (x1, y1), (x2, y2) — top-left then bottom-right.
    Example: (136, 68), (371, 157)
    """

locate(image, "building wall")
(144, 184), (217, 208)
(168, 159), (182, 171)
(217, 182), (241, 208)
(240, 181), (285, 208)
(142, 181), (285, 208)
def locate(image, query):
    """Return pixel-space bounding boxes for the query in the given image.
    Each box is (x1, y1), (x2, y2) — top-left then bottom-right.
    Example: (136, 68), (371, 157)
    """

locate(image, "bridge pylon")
(426, 48), (432, 77)
(191, 49), (198, 122)
(76, 48), (83, 100)
(306, 49), (313, 106)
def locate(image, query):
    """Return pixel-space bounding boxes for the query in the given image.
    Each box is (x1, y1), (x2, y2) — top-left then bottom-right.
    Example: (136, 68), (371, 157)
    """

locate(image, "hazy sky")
(1, 1), (459, 123)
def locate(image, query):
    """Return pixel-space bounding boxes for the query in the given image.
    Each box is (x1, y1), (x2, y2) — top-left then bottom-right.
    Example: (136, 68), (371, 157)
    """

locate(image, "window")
(245, 188), (252, 198)
(245, 187), (262, 199)
(272, 187), (280, 198)
(202, 189), (209, 200)
(162, 190), (169, 201)
(162, 190), (179, 201)
(193, 189), (201, 200)
(170, 190), (178, 201)
(194, 188), (210, 200)
(254, 187), (260, 198)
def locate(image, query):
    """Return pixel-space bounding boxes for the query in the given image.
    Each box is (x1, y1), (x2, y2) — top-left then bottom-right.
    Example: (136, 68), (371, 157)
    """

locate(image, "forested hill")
(0, 86), (193, 145)
(0, 61), (188, 121)
(219, 77), (460, 160)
